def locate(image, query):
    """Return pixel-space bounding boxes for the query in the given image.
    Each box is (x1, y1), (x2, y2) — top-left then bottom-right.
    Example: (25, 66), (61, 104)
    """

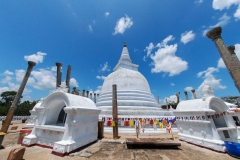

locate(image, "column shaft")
(112, 84), (118, 139)
(1, 61), (36, 133)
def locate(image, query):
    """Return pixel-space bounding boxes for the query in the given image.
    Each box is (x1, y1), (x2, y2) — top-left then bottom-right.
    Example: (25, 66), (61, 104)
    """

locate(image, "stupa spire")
(120, 42), (131, 63)
(113, 42), (139, 71)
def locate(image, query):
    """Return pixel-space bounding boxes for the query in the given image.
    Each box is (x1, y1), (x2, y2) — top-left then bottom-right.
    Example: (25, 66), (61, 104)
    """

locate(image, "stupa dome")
(96, 42), (159, 108)
(101, 69), (151, 93)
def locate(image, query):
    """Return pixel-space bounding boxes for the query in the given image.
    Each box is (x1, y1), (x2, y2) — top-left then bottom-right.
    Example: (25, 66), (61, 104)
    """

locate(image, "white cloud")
(70, 78), (79, 87)
(196, 67), (226, 97)
(217, 58), (226, 68)
(145, 35), (188, 76)
(89, 25), (93, 32)
(170, 83), (175, 86)
(100, 62), (110, 72)
(145, 43), (154, 57)
(203, 13), (231, 35)
(51, 66), (57, 72)
(184, 86), (194, 92)
(212, 0), (240, 10)
(235, 43), (240, 59)
(96, 76), (106, 80)
(4, 70), (13, 75)
(212, 0), (240, 19)
(29, 69), (56, 90)
(24, 52), (46, 64)
(21, 95), (31, 102)
(234, 6), (240, 19)
(195, 0), (203, 3)
(105, 12), (109, 17)
(113, 14), (133, 35)
(1, 75), (12, 84)
(94, 86), (102, 94)
(0, 70), (31, 95)
(167, 95), (178, 103)
(180, 30), (196, 44)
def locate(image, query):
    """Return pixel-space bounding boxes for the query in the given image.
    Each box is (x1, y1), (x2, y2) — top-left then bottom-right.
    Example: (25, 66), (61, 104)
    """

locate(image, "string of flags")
(101, 117), (176, 128)
(175, 110), (236, 121)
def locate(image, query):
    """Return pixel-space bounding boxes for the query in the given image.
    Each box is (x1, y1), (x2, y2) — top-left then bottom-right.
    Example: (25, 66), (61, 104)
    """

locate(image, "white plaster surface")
(96, 43), (173, 126)
(23, 88), (101, 155)
(174, 84), (240, 152)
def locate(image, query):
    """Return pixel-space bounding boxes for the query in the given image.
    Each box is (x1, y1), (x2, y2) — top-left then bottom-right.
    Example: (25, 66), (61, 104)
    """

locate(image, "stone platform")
(126, 138), (181, 149)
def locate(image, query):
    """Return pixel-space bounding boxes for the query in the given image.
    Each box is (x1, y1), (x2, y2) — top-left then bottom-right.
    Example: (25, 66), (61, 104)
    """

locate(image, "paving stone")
(79, 152), (92, 158)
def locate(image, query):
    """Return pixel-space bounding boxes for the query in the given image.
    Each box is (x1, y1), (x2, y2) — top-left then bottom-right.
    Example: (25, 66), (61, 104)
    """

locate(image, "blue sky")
(0, 0), (240, 103)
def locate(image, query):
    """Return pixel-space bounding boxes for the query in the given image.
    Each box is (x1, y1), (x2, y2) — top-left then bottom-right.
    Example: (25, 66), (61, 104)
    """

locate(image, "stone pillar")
(86, 91), (89, 98)
(191, 89), (197, 99)
(112, 85), (118, 139)
(65, 65), (71, 93)
(82, 90), (85, 97)
(165, 99), (169, 110)
(157, 96), (160, 104)
(206, 27), (240, 92)
(176, 92), (180, 104)
(184, 91), (188, 100)
(1, 61), (36, 133)
(56, 62), (62, 88)
(90, 93), (92, 100)
(228, 45), (240, 91)
(94, 93), (96, 103)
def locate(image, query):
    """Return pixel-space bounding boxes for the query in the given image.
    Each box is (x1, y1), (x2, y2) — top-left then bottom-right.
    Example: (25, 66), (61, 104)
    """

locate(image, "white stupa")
(96, 42), (174, 122)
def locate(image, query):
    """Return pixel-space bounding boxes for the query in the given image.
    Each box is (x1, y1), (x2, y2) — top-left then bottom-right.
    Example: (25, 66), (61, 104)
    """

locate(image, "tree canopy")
(0, 91), (22, 104)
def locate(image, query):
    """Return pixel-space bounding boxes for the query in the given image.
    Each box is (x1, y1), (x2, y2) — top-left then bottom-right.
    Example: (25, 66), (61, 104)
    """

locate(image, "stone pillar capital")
(206, 26), (222, 41)
(28, 61), (36, 68)
(227, 45), (235, 54)
(191, 89), (195, 93)
(56, 62), (62, 67)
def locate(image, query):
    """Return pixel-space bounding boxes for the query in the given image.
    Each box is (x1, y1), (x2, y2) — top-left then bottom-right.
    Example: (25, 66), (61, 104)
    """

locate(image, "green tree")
(0, 91), (22, 104)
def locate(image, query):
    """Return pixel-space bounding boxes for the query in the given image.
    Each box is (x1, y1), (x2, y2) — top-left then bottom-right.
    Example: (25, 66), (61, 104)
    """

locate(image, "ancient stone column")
(228, 46), (240, 65)
(65, 65), (71, 93)
(82, 90), (85, 97)
(157, 96), (160, 104)
(184, 91), (188, 100)
(206, 27), (240, 92)
(191, 89), (197, 99)
(90, 93), (92, 100)
(176, 92), (180, 104)
(86, 91), (89, 98)
(56, 62), (62, 88)
(94, 93), (96, 103)
(1, 61), (36, 133)
(165, 99), (169, 110)
(112, 84), (118, 139)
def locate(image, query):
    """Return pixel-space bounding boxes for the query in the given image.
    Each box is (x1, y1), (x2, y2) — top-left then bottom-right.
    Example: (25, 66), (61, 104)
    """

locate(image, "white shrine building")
(96, 42), (175, 133)
(174, 84), (240, 152)
(22, 83), (101, 156)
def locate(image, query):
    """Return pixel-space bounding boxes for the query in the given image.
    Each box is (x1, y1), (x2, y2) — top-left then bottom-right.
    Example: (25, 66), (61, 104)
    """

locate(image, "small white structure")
(22, 83), (101, 156)
(174, 85), (240, 152)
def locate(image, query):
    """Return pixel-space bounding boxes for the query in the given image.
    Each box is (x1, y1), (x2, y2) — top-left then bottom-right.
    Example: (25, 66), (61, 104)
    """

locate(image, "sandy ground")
(0, 121), (237, 160)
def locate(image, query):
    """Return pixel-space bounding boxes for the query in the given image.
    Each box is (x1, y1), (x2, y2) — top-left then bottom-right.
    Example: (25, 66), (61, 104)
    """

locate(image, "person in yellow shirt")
(159, 122), (163, 129)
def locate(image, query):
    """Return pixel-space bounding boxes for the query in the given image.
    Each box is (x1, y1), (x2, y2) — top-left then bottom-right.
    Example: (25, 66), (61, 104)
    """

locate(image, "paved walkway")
(0, 121), (237, 160)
